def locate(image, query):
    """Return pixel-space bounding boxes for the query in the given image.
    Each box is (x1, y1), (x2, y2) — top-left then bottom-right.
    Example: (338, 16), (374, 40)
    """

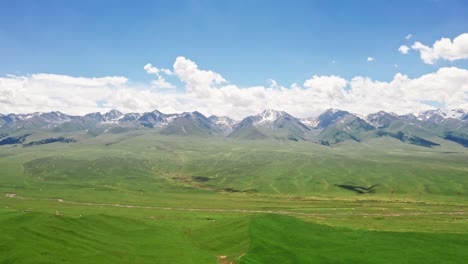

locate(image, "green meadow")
(0, 132), (467, 263)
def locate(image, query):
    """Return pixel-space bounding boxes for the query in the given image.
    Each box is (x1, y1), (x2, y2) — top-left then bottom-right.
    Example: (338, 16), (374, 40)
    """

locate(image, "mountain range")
(1, 108), (467, 148)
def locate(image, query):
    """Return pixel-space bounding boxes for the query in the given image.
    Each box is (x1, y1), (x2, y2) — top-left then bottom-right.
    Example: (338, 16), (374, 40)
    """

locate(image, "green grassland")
(0, 131), (467, 263)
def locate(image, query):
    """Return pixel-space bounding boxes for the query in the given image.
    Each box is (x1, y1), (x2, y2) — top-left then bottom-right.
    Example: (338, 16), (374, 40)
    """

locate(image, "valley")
(0, 124), (467, 263)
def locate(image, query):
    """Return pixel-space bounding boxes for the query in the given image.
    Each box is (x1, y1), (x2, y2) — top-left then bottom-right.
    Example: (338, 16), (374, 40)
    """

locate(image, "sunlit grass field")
(0, 132), (467, 263)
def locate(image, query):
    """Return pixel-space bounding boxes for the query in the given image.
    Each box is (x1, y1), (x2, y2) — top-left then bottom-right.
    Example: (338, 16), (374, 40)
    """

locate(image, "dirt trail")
(4, 194), (466, 218)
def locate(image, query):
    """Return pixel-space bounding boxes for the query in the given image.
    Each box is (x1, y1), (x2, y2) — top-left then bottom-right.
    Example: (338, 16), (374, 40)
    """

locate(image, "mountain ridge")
(1, 108), (467, 147)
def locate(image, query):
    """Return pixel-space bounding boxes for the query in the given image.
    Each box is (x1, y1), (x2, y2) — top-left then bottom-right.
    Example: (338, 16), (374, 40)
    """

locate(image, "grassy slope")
(2, 133), (467, 203)
(0, 208), (250, 264)
(1, 208), (466, 264)
(240, 214), (468, 264)
(0, 132), (467, 263)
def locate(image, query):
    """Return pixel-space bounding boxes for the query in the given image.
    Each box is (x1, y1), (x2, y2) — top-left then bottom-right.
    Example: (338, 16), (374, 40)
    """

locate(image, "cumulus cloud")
(144, 63), (175, 89)
(398, 45), (410, 54)
(406, 34), (412, 40)
(173, 56), (226, 97)
(35, 74), (128, 87)
(144, 63), (173, 75)
(367, 57), (375, 62)
(346, 68), (468, 114)
(1, 57), (467, 119)
(412, 33), (468, 64)
(0, 74), (128, 114)
(303, 75), (347, 100)
(143, 63), (158, 74)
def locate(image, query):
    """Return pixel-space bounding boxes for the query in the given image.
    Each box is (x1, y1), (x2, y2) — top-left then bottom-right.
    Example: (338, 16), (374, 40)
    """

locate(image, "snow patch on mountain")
(416, 109), (467, 121)
(300, 118), (319, 128)
(258, 109), (285, 123)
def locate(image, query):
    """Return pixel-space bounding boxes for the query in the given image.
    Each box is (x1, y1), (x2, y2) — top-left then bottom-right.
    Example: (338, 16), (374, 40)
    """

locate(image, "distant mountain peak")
(257, 109), (288, 125)
(416, 108), (467, 121)
(315, 109), (350, 129)
(150, 109), (165, 115)
(261, 108), (285, 114)
(85, 112), (103, 118)
(365, 111), (402, 129)
(1, 108), (467, 146)
(106, 109), (122, 114)
(323, 108), (345, 114)
(373, 111), (397, 116)
(103, 109), (124, 122)
(183, 111), (204, 118)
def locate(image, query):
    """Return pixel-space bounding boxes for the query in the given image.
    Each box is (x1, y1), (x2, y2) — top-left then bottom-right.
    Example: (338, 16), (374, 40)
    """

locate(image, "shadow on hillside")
(335, 184), (379, 194)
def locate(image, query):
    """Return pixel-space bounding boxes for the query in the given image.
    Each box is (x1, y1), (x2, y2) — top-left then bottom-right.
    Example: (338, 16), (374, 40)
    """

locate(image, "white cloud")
(172, 56), (226, 99)
(345, 68), (468, 114)
(412, 33), (468, 64)
(151, 77), (175, 89)
(303, 75), (347, 100)
(268, 79), (279, 88)
(0, 74), (125, 115)
(394, 64), (398, 67)
(398, 45), (410, 54)
(367, 57), (375, 62)
(144, 63), (173, 75)
(161, 69), (173, 75)
(33, 73), (128, 87)
(143, 63), (159, 74)
(1, 57), (467, 119)
(144, 63), (175, 89)
(406, 34), (412, 40)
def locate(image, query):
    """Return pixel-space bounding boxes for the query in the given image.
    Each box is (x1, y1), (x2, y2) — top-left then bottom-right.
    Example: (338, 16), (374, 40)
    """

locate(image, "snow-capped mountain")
(0, 111), (76, 130)
(299, 117), (319, 128)
(120, 113), (143, 122)
(138, 110), (168, 128)
(366, 111), (399, 128)
(2, 111), (73, 124)
(253, 109), (288, 126)
(414, 109), (468, 120)
(161, 111), (221, 136)
(102, 109), (124, 122)
(415, 109), (467, 123)
(229, 109), (311, 140)
(0, 108), (467, 147)
(311, 109), (350, 129)
(208, 115), (238, 134)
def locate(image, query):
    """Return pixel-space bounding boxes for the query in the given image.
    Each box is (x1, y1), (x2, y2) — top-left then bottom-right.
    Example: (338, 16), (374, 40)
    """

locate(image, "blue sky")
(0, 0), (467, 117)
(1, 0), (467, 84)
